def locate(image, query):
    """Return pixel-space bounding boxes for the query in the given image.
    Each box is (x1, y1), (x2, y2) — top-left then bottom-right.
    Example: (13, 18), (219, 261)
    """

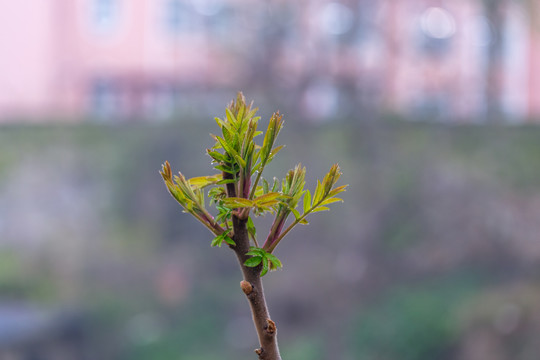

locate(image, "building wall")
(0, 1), (56, 119)
(0, 0), (539, 122)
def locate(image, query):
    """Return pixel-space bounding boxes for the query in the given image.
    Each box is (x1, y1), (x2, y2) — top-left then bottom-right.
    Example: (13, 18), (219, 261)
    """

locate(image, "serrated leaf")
(211, 233), (225, 247)
(225, 108), (238, 129)
(253, 192), (282, 206)
(216, 136), (246, 168)
(211, 230), (234, 247)
(291, 208), (302, 220)
(246, 248), (264, 257)
(189, 174), (222, 189)
(262, 178), (269, 194)
(252, 151), (261, 170)
(261, 258), (269, 276)
(313, 179), (323, 204)
(244, 256), (262, 267)
(312, 206), (330, 213)
(303, 190), (312, 213)
(222, 125), (233, 144)
(271, 177), (279, 192)
(253, 185), (265, 198)
(214, 165), (229, 173)
(215, 213), (227, 223)
(237, 103), (246, 126)
(222, 197), (254, 208)
(328, 184), (348, 197)
(164, 181), (186, 205)
(211, 236), (222, 247)
(195, 189), (204, 207)
(160, 161), (172, 180)
(207, 150), (227, 162)
(210, 134), (223, 148)
(268, 145), (285, 161)
(216, 203), (231, 213)
(247, 217), (256, 239)
(320, 197), (343, 206)
(266, 253), (282, 269)
(224, 235), (236, 246)
(215, 117), (235, 134)
(233, 154), (246, 169)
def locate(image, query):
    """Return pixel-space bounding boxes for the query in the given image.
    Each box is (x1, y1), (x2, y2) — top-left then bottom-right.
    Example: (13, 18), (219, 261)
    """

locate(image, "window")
(91, 79), (119, 119)
(206, 6), (235, 38)
(164, 0), (197, 33)
(418, 7), (456, 56)
(92, 0), (118, 33)
(143, 85), (178, 120)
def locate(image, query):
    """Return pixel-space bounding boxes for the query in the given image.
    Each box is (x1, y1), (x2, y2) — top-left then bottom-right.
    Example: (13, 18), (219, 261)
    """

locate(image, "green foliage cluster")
(349, 275), (481, 360)
(160, 92), (346, 275)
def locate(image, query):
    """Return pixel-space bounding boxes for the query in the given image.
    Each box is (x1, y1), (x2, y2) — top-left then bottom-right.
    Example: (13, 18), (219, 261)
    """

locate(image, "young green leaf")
(224, 235), (236, 246)
(291, 208), (302, 221)
(303, 190), (312, 213)
(252, 192), (285, 210)
(207, 150), (227, 162)
(247, 217), (257, 245)
(222, 197), (254, 209)
(313, 179), (324, 204)
(215, 116), (235, 134)
(271, 177), (280, 192)
(320, 197), (344, 206)
(211, 229), (235, 247)
(311, 206), (330, 213)
(262, 178), (269, 194)
(260, 260), (269, 277)
(246, 247), (265, 257)
(215, 164), (238, 174)
(189, 174), (223, 189)
(162, 93), (346, 283)
(266, 253), (283, 270)
(328, 185), (348, 197)
(217, 179), (237, 185)
(244, 247), (284, 276)
(225, 107), (238, 129)
(244, 256), (263, 267)
(215, 135), (246, 168)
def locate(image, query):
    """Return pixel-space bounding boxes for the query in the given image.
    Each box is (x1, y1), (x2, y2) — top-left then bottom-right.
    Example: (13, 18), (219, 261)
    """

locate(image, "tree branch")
(223, 171), (237, 198)
(232, 216), (282, 360)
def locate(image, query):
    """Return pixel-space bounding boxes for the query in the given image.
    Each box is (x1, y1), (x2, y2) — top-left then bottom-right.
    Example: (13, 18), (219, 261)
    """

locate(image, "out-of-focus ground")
(1, 119), (540, 359)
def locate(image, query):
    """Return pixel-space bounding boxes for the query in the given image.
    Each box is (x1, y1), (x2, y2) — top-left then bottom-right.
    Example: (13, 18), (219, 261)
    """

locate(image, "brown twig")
(232, 216), (282, 360)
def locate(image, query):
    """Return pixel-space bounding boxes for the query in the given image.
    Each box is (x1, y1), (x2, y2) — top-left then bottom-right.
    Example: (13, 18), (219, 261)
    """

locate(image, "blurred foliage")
(1, 119), (540, 359)
(348, 272), (484, 360)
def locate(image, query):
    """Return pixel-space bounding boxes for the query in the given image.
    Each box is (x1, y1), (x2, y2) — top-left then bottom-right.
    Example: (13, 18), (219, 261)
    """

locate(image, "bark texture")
(232, 216), (282, 360)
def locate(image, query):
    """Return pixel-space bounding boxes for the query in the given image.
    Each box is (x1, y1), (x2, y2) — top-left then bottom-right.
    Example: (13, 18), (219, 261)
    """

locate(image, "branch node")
(265, 319), (276, 334)
(255, 348), (263, 356)
(240, 280), (253, 295)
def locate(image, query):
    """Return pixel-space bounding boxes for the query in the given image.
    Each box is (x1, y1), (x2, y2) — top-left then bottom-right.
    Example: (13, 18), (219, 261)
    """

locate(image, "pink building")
(0, 0), (247, 122)
(331, 0), (531, 122)
(0, 0), (538, 122)
(378, 1), (488, 120)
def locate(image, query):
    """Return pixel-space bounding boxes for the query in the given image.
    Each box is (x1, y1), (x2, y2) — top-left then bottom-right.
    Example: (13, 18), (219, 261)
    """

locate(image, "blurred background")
(2, 0), (540, 359)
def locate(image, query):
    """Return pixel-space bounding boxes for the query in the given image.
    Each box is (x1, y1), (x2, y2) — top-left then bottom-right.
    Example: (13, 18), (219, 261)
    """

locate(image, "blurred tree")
(483, 0), (507, 122)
